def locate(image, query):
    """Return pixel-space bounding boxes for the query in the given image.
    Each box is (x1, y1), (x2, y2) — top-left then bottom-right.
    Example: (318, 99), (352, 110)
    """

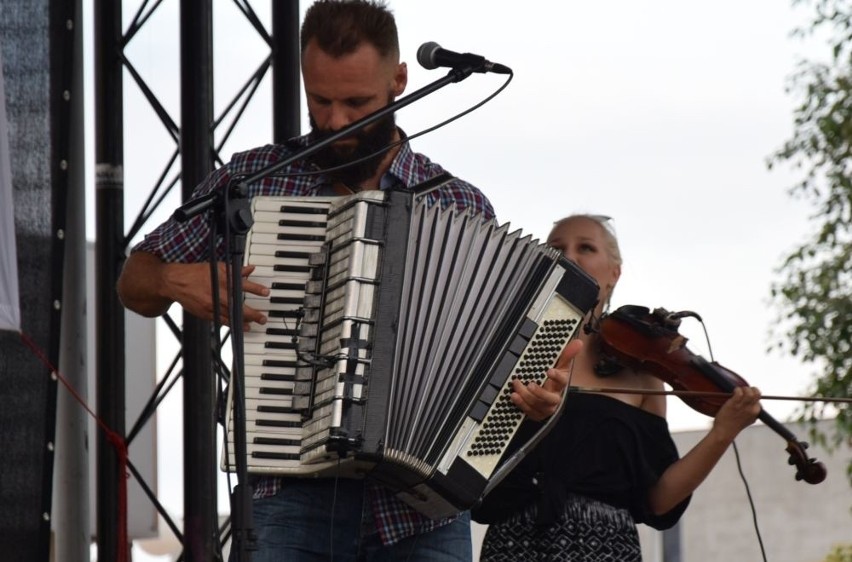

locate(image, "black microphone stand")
(173, 63), (481, 562)
(220, 189), (256, 562)
(175, 184), (256, 561)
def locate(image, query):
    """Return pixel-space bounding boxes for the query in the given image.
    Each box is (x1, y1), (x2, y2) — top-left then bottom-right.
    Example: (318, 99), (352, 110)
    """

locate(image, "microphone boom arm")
(174, 66), (481, 223)
(240, 68), (477, 185)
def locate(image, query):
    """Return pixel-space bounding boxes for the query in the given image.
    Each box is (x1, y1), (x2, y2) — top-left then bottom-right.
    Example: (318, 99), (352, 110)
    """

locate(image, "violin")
(592, 304), (827, 485)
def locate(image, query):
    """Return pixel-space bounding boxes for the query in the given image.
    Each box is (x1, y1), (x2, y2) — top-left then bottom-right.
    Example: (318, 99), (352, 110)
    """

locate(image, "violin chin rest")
(593, 355), (623, 378)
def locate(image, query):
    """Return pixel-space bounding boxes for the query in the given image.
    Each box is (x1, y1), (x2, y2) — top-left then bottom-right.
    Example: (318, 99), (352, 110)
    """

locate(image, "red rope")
(20, 331), (129, 562)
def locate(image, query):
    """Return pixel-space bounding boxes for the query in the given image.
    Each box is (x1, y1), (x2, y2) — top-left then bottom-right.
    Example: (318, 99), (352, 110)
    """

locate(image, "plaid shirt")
(134, 134), (495, 545)
(135, 135), (494, 262)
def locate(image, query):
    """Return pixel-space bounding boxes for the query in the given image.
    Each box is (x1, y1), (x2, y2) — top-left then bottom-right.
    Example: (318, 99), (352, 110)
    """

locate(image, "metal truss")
(94, 1), (299, 560)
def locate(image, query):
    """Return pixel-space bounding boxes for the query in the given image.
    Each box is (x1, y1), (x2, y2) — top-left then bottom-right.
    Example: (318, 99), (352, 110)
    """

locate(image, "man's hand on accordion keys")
(509, 339), (584, 422)
(118, 252), (269, 330)
(162, 261), (270, 330)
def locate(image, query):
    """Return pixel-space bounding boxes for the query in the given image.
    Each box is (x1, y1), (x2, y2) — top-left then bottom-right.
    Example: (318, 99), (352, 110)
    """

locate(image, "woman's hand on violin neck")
(711, 386), (762, 441)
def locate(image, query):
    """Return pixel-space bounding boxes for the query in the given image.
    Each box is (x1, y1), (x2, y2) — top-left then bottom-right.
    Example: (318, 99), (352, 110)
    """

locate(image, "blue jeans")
(235, 479), (472, 562)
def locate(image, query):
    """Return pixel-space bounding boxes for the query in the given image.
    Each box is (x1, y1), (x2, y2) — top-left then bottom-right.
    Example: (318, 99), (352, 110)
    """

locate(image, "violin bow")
(566, 386), (852, 404)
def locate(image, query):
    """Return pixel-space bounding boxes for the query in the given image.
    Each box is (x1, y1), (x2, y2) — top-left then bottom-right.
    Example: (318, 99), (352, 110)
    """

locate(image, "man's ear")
(392, 62), (407, 97)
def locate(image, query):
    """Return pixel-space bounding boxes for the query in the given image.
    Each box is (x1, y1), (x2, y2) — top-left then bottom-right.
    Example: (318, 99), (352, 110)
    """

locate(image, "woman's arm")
(647, 385), (762, 515)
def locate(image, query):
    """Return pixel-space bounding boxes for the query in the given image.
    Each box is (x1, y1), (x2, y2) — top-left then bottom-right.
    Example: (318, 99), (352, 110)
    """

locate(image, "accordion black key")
(223, 188), (599, 519)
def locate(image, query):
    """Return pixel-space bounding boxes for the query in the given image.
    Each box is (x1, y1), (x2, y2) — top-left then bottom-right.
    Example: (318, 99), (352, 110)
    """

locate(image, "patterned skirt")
(479, 494), (641, 562)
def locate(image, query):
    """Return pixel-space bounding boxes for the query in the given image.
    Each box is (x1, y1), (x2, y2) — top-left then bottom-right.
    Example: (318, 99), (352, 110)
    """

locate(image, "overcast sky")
(103, 0), (824, 426)
(83, 1), (833, 558)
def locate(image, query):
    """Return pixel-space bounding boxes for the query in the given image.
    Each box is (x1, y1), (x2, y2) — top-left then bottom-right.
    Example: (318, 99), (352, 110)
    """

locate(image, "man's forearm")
(116, 251), (174, 317)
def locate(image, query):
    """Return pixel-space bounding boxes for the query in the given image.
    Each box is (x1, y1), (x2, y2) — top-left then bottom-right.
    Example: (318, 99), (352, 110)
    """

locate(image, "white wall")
(656, 419), (851, 562)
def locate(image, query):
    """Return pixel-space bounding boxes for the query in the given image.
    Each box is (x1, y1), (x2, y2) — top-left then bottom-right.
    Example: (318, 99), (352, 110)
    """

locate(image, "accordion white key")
(222, 188), (599, 519)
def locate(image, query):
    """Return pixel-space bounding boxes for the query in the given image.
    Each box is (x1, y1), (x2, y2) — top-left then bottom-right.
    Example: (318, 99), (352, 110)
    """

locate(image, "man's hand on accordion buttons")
(510, 339), (584, 422)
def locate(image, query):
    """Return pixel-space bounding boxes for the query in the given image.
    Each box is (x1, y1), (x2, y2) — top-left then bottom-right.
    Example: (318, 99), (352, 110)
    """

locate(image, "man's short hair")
(301, 0), (400, 60)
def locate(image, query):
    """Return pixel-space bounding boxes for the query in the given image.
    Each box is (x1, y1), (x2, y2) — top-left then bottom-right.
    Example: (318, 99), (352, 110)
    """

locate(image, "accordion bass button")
(305, 280), (324, 294)
(308, 251), (327, 266)
(300, 324), (318, 337)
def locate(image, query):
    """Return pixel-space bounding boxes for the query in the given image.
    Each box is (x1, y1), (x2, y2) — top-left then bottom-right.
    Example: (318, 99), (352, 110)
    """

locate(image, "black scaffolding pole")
(180, 0), (219, 560)
(271, 0), (301, 142)
(94, 0), (126, 560)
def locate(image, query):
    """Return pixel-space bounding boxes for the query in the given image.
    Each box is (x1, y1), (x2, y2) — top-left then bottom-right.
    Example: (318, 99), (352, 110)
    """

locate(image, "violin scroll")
(786, 441), (827, 484)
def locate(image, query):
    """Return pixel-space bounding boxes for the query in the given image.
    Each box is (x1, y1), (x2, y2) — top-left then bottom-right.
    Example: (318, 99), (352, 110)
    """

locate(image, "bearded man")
(118, 1), (571, 560)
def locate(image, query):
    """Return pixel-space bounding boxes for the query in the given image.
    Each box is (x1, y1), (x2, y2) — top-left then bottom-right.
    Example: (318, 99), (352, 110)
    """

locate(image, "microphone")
(666, 310), (703, 322)
(656, 308), (703, 330)
(416, 41), (511, 75)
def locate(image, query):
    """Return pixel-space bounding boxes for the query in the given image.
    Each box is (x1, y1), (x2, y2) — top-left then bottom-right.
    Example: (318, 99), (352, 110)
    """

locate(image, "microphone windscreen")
(416, 41), (441, 70)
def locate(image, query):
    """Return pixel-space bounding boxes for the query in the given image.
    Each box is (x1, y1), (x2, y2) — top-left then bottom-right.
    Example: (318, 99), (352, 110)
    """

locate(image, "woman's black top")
(472, 392), (690, 530)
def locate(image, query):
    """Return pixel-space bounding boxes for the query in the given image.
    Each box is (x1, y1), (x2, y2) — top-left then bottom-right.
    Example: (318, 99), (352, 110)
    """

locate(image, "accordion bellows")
(223, 188), (599, 518)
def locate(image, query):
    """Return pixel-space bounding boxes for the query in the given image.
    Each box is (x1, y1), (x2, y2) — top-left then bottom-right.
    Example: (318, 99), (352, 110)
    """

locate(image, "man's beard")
(307, 112), (397, 187)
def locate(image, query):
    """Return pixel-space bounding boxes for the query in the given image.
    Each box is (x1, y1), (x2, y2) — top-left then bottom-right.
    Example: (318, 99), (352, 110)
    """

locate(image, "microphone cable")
(693, 317), (769, 562)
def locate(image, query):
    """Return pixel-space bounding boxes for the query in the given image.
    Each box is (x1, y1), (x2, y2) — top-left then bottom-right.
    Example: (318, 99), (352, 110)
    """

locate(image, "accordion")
(222, 187), (599, 519)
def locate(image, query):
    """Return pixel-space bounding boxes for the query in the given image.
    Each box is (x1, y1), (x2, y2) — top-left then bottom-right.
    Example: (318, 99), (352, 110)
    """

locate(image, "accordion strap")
(411, 171), (455, 198)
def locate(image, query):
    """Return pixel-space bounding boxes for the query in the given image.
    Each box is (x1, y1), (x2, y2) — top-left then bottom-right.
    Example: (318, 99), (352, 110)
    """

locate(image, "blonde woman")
(474, 215), (762, 561)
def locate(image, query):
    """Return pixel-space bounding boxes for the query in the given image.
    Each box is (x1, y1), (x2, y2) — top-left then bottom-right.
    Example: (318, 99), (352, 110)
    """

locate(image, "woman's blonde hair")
(549, 214), (622, 312)
(549, 214), (622, 266)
